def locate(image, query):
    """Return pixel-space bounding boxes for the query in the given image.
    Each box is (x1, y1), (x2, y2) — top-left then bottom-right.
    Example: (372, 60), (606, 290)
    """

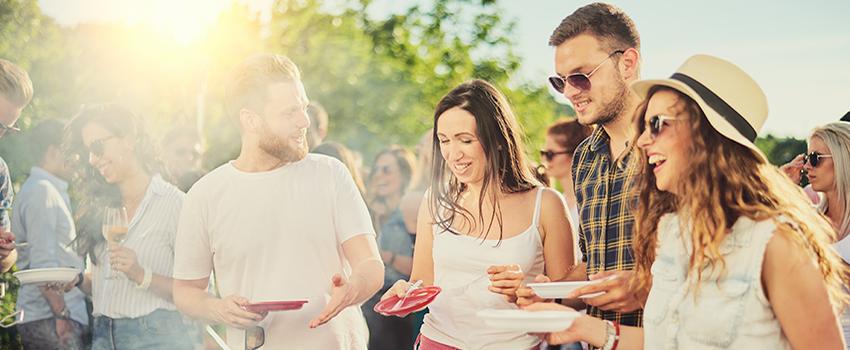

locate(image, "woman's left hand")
(487, 264), (524, 302)
(109, 245), (143, 283)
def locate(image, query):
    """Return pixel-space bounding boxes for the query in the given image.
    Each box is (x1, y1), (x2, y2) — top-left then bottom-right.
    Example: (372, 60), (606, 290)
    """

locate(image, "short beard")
(594, 76), (628, 126)
(258, 126), (307, 164)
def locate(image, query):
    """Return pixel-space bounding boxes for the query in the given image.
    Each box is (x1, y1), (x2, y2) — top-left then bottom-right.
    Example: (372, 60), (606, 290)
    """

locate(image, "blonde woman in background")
(782, 121), (850, 347)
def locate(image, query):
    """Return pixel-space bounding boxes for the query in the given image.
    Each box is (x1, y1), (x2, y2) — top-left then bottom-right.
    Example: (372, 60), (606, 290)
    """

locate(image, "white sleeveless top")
(643, 213), (791, 350)
(421, 188), (548, 349)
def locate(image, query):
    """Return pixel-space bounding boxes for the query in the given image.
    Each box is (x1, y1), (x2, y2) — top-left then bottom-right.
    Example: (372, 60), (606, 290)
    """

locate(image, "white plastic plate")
(13, 267), (78, 285)
(476, 309), (580, 333)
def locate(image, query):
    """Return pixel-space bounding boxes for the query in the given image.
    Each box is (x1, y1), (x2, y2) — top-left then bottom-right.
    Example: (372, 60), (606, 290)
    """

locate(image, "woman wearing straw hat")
(523, 54), (849, 349)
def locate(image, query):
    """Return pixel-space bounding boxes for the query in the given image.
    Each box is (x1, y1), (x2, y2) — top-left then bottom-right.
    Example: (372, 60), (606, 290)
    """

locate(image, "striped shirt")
(90, 175), (185, 318)
(572, 126), (643, 327)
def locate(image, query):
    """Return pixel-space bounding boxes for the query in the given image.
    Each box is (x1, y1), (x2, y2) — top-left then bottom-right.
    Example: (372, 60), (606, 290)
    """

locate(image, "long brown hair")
(429, 79), (540, 242)
(64, 104), (162, 264)
(631, 87), (849, 310)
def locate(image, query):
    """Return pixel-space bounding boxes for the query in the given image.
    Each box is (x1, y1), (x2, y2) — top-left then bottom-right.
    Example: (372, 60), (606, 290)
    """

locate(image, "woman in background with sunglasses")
(363, 146), (420, 350)
(367, 147), (416, 234)
(806, 122), (850, 260)
(65, 104), (195, 350)
(540, 119), (592, 255)
(526, 55), (849, 349)
(783, 121), (850, 348)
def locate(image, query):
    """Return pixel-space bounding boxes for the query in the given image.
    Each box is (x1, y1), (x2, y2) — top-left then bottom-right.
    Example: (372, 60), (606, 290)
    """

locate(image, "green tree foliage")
(260, 0), (564, 159)
(0, 2), (566, 344)
(0, 2), (813, 347)
(755, 134), (807, 166)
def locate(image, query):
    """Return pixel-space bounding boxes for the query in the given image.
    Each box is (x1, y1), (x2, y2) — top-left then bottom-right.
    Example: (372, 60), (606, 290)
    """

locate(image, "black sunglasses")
(540, 149), (571, 161)
(245, 326), (265, 350)
(374, 165), (396, 176)
(646, 115), (682, 140)
(803, 152), (833, 167)
(87, 135), (118, 158)
(548, 50), (625, 93)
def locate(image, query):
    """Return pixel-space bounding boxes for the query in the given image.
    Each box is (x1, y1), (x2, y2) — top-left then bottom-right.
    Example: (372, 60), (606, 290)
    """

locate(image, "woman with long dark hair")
(382, 79), (575, 349)
(65, 104), (194, 349)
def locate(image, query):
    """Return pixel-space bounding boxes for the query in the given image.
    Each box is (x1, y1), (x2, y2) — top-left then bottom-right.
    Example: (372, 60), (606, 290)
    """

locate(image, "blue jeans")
(91, 309), (194, 350)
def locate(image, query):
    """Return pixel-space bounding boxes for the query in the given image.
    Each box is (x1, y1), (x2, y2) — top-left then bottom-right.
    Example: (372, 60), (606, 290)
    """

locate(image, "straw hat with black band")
(631, 54), (768, 162)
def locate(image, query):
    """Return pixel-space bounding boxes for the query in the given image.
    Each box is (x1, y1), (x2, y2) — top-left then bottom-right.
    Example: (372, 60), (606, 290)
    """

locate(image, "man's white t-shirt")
(173, 154), (375, 350)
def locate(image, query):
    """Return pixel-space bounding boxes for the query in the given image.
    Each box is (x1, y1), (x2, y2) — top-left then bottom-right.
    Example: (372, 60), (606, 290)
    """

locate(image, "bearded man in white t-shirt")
(172, 53), (384, 350)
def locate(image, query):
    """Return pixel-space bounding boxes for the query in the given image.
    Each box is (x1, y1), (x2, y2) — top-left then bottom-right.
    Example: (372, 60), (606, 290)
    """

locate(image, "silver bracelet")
(602, 320), (618, 350)
(136, 267), (152, 290)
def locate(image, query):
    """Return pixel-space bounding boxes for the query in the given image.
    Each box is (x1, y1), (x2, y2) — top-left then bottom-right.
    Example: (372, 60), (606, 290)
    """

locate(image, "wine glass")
(102, 207), (129, 280)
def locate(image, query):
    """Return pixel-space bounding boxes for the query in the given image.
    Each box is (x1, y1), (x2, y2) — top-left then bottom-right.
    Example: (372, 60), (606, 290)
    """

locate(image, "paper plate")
(527, 279), (610, 299)
(13, 268), (78, 285)
(476, 309), (580, 333)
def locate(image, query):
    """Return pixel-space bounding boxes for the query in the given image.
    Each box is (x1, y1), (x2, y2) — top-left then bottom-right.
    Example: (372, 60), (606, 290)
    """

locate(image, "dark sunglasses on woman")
(540, 149), (571, 161)
(645, 115), (683, 140)
(803, 151), (833, 167)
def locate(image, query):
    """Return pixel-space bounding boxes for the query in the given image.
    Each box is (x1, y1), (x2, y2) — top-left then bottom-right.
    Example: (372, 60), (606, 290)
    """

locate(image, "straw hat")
(631, 54), (768, 161)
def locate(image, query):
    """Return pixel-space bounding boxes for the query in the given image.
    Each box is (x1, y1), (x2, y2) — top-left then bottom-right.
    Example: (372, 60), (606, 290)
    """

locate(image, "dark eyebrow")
(570, 63), (595, 75)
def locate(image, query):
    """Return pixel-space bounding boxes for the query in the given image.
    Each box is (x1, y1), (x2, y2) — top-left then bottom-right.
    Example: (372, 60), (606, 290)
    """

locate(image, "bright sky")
(39, 0), (850, 138)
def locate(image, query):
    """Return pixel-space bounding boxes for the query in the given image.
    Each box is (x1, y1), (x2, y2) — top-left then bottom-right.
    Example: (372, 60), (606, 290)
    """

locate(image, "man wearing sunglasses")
(522, 3), (646, 329)
(173, 54), (383, 349)
(0, 58), (33, 273)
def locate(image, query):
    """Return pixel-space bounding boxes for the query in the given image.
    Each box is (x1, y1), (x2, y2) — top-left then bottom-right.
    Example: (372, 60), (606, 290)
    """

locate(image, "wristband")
(602, 320), (620, 350)
(136, 267), (152, 290)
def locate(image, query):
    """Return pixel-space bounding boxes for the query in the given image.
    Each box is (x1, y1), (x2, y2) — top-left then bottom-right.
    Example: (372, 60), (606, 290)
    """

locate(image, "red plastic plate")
(374, 286), (441, 317)
(243, 300), (308, 313)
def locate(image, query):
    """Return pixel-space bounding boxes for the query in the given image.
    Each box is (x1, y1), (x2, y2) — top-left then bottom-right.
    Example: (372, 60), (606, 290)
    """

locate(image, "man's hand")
(55, 318), (74, 344)
(204, 295), (267, 329)
(0, 229), (15, 260)
(567, 270), (642, 313)
(310, 274), (361, 328)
